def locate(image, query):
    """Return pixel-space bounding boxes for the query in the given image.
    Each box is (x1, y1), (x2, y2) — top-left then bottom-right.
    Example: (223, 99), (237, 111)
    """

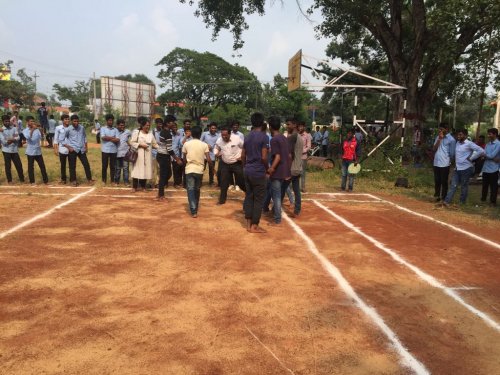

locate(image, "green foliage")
(0, 63), (36, 106)
(115, 74), (154, 84)
(259, 74), (314, 121)
(180, 1), (500, 123)
(52, 80), (92, 112)
(156, 48), (258, 123)
(209, 103), (251, 127)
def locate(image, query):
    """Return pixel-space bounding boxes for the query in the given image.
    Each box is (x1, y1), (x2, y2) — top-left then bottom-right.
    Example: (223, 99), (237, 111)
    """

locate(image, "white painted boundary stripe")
(0, 188), (95, 240)
(314, 200), (500, 332)
(282, 213), (429, 375)
(363, 193), (500, 251)
(0, 192), (69, 196)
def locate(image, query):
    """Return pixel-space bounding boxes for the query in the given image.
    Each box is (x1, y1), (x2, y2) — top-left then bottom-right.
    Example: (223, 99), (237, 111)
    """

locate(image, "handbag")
(124, 132), (140, 163)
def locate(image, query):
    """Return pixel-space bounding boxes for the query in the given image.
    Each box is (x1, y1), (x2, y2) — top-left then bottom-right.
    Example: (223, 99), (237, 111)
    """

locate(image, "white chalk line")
(314, 200), (500, 332)
(282, 213), (429, 375)
(363, 193), (500, 251)
(0, 188), (95, 240)
(244, 324), (296, 375)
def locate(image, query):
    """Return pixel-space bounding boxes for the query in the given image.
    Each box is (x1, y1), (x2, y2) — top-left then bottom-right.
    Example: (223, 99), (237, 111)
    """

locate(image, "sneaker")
(235, 185), (241, 192)
(230, 185), (235, 191)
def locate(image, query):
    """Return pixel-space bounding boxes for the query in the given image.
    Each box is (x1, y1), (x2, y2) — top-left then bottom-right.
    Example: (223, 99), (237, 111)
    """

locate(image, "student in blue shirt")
(443, 129), (485, 207)
(481, 128), (500, 206)
(321, 126), (330, 157)
(201, 122), (219, 185)
(53, 114), (71, 184)
(0, 114), (25, 183)
(100, 114), (120, 184)
(64, 114), (93, 186)
(22, 116), (48, 184)
(115, 119), (131, 185)
(433, 123), (456, 201)
(170, 121), (183, 188)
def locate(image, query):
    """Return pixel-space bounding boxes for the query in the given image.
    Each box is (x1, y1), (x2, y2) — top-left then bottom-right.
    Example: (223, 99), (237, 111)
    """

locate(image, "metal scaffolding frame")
(101, 77), (155, 118)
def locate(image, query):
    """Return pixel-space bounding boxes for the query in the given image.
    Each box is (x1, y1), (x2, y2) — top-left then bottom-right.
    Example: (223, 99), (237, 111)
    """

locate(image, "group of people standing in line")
(432, 124), (500, 207)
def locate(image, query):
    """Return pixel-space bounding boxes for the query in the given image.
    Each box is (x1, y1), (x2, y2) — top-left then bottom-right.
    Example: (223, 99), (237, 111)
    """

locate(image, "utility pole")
(453, 95), (457, 131)
(476, 29), (493, 140)
(93, 72), (97, 120)
(33, 71), (39, 107)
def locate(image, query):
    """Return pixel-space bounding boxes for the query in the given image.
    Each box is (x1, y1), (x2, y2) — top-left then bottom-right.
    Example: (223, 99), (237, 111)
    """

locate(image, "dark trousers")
(219, 160), (245, 204)
(481, 171), (498, 204)
(46, 133), (54, 147)
(27, 155), (48, 184)
(243, 175), (267, 225)
(157, 153), (172, 197)
(2, 152), (24, 182)
(68, 151), (92, 182)
(59, 153), (68, 182)
(133, 178), (146, 190)
(96, 133), (100, 144)
(322, 145), (328, 157)
(433, 166), (450, 200)
(18, 133), (25, 147)
(204, 159), (215, 184)
(101, 152), (117, 183)
(172, 159), (183, 186)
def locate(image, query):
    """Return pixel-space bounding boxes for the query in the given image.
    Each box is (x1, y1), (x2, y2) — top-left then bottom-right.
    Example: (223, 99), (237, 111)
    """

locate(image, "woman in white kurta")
(130, 117), (158, 191)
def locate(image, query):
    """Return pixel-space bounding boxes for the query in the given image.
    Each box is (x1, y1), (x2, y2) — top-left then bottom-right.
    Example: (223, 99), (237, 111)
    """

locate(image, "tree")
(180, 0), (500, 123)
(260, 74), (314, 121)
(53, 80), (92, 112)
(115, 74), (154, 84)
(156, 48), (258, 123)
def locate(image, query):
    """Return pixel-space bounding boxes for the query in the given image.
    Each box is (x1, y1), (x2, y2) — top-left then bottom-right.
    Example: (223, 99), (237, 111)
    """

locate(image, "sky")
(0, 0), (331, 97)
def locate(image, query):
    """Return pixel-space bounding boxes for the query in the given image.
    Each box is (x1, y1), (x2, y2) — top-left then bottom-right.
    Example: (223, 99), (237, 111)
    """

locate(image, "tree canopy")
(115, 74), (154, 84)
(52, 80), (92, 112)
(156, 47), (258, 123)
(181, 0), (500, 122)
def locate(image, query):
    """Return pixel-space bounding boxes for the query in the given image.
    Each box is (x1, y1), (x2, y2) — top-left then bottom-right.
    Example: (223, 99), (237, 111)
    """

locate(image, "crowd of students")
(432, 123), (500, 207)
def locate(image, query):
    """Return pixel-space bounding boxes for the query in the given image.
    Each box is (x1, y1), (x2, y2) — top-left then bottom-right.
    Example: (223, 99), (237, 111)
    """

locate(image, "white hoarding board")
(101, 77), (156, 118)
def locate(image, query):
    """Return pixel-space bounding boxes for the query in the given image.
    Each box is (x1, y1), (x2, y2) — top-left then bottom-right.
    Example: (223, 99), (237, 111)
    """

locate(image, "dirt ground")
(0, 187), (499, 374)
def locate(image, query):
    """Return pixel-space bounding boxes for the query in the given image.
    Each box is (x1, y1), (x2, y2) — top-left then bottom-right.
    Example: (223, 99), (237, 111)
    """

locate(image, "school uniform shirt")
(172, 133), (182, 158)
(117, 129), (132, 158)
(312, 131), (322, 144)
(214, 134), (243, 164)
(232, 130), (245, 142)
(17, 119), (23, 133)
(152, 128), (162, 158)
(201, 131), (219, 161)
(100, 126), (119, 153)
(23, 128), (42, 156)
(482, 139), (500, 174)
(454, 140), (485, 171)
(54, 124), (69, 155)
(182, 139), (209, 175)
(433, 134), (456, 167)
(321, 130), (330, 145)
(0, 126), (20, 153)
(48, 119), (57, 134)
(64, 124), (87, 153)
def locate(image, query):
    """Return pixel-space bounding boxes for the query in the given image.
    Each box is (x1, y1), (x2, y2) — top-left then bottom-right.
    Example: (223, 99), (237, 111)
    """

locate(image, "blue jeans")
(186, 173), (203, 215)
(444, 167), (474, 204)
(282, 176), (301, 215)
(115, 157), (129, 184)
(341, 159), (356, 191)
(269, 178), (284, 223)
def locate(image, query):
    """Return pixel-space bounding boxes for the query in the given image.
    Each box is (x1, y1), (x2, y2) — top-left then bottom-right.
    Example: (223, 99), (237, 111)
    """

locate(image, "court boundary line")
(282, 213), (429, 375)
(362, 193), (500, 251)
(313, 200), (500, 332)
(0, 188), (95, 240)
